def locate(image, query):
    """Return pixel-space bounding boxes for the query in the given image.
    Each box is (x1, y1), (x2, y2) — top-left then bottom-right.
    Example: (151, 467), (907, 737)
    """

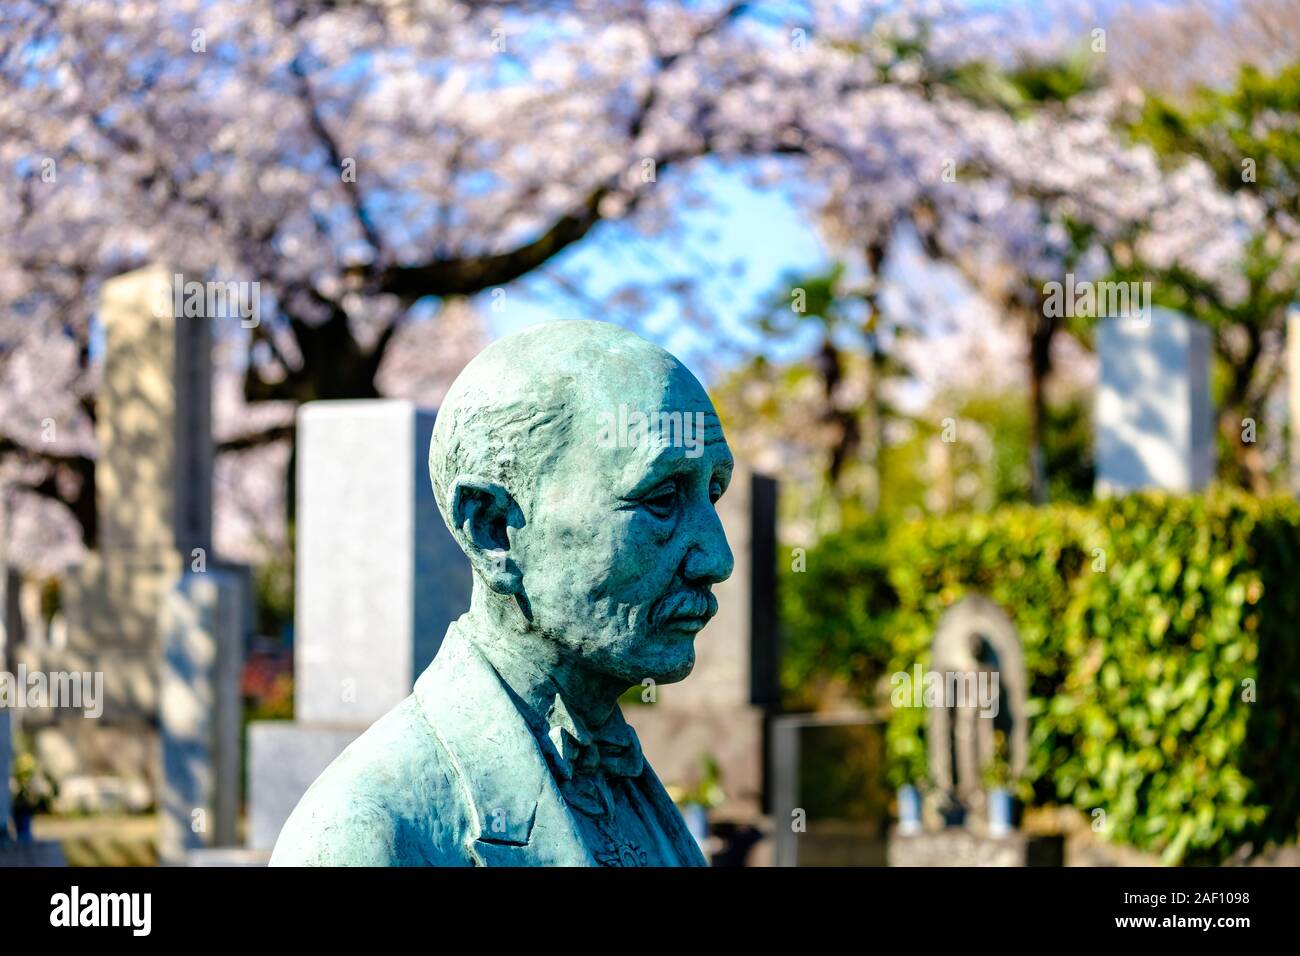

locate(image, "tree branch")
(217, 423), (296, 454)
(288, 54), (385, 258)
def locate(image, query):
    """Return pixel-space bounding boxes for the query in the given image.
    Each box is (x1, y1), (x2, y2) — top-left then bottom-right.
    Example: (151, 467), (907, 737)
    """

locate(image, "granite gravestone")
(1096, 309), (1213, 495)
(17, 265), (215, 809)
(159, 568), (246, 863)
(247, 400), (471, 853)
(271, 321), (732, 866)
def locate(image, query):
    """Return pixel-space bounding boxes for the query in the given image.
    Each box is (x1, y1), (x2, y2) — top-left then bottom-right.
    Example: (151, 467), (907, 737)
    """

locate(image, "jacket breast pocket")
(470, 838), (542, 867)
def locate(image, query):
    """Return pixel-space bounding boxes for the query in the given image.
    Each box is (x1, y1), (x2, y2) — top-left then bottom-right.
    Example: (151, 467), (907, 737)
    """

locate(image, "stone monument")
(246, 400), (472, 854)
(159, 568), (246, 863)
(17, 264), (216, 809)
(888, 595), (1061, 866)
(271, 321), (733, 865)
(1096, 309), (1214, 495)
(926, 595), (1026, 825)
(16, 266), (253, 843)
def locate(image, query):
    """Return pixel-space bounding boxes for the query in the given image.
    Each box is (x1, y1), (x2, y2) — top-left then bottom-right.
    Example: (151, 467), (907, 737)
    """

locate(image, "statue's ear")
(449, 475), (523, 595)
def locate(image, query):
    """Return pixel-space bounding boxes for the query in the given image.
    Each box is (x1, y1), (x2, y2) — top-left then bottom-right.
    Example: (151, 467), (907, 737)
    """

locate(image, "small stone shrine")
(888, 595), (1062, 866)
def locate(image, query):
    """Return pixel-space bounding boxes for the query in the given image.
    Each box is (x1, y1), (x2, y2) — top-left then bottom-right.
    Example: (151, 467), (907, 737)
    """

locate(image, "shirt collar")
(540, 689), (644, 781)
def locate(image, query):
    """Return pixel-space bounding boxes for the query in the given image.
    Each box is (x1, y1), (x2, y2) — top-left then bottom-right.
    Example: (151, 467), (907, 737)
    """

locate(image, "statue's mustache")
(650, 588), (718, 628)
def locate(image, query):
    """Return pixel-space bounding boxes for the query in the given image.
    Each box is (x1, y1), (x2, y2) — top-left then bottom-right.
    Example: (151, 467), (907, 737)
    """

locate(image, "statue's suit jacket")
(270, 622), (706, 866)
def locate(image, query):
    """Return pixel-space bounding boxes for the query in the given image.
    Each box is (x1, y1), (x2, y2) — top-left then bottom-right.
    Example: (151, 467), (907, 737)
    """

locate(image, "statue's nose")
(682, 506), (733, 585)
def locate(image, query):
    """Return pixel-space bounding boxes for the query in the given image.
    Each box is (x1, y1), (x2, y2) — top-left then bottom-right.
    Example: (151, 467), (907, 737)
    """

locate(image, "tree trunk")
(1219, 408), (1270, 495)
(1217, 324), (1267, 493)
(864, 337), (882, 514)
(1026, 304), (1056, 505)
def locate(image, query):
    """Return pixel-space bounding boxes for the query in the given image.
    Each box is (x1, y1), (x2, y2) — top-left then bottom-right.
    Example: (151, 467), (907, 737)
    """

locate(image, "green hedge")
(782, 492), (1300, 864)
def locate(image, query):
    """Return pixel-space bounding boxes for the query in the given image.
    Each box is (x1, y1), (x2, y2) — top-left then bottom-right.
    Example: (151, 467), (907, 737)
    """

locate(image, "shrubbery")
(782, 492), (1300, 864)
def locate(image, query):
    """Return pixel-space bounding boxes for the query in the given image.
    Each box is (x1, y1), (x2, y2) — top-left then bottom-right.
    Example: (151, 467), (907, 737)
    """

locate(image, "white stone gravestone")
(1096, 309), (1214, 495)
(295, 401), (467, 725)
(246, 400), (472, 852)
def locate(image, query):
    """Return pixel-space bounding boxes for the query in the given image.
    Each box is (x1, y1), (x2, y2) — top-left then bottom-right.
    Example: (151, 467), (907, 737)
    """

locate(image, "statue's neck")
(460, 597), (627, 732)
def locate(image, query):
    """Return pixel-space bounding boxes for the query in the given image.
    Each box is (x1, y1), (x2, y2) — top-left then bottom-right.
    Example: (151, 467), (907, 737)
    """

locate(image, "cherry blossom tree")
(1, 0), (1006, 563)
(4, 0), (1265, 566)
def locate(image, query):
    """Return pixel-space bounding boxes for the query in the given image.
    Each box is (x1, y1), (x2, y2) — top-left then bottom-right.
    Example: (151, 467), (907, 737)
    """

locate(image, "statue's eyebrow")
(623, 453), (695, 497)
(623, 444), (733, 499)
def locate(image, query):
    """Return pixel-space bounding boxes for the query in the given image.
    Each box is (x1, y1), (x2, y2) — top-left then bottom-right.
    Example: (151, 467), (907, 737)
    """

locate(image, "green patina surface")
(272, 321), (734, 866)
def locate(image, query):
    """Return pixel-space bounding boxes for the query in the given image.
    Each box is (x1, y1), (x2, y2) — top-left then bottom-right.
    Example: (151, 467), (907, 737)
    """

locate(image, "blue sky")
(483, 158), (831, 382)
(476, 0), (1142, 382)
(479, 153), (981, 387)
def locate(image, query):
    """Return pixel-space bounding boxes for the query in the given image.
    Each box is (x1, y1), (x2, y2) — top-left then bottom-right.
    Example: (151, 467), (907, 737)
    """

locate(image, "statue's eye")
(709, 480), (723, 504)
(643, 484), (677, 518)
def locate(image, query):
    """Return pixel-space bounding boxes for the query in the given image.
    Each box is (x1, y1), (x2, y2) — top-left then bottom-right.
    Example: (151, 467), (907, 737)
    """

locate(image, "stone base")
(14, 550), (182, 813)
(248, 722), (362, 851)
(624, 705), (766, 817)
(185, 847), (271, 867)
(887, 828), (1064, 867)
(15, 641), (159, 813)
(0, 840), (66, 867)
(790, 822), (889, 867)
(27, 722), (157, 813)
(56, 774), (153, 816)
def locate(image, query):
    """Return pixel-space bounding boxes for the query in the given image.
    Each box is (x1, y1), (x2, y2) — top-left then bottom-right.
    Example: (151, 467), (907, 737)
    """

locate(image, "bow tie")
(545, 694), (645, 780)
(543, 694), (644, 818)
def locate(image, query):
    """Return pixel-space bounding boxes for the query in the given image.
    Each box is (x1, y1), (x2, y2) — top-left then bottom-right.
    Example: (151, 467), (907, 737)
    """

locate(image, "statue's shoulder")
(269, 694), (474, 867)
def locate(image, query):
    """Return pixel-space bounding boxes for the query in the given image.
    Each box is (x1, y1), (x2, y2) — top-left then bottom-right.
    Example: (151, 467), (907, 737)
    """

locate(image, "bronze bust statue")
(271, 320), (734, 865)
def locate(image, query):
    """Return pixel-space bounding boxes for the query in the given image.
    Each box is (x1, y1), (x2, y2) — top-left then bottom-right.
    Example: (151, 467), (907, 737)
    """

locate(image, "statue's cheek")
(618, 507), (679, 548)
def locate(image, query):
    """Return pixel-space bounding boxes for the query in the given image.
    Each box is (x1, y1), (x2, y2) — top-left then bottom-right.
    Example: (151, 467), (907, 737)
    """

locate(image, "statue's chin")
(639, 641), (697, 686)
(598, 644), (696, 689)
(578, 624), (701, 688)
(657, 659), (695, 685)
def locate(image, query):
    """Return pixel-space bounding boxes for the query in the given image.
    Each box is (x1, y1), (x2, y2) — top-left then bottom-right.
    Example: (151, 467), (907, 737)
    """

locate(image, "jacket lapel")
(414, 623), (596, 866)
(635, 761), (709, 866)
